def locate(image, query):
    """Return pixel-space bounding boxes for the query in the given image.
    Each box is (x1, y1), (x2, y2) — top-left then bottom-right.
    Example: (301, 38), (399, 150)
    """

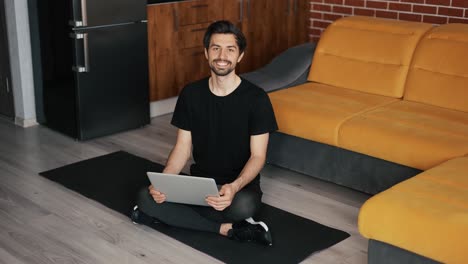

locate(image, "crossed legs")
(136, 184), (262, 234)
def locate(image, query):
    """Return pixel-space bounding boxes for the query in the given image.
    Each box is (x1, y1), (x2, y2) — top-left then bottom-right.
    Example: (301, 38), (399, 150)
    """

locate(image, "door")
(72, 22), (149, 140)
(70, 0), (147, 28)
(0, 0), (14, 119)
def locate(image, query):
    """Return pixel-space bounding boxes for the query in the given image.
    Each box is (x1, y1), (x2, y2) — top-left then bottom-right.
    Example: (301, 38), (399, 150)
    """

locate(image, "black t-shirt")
(171, 77), (278, 187)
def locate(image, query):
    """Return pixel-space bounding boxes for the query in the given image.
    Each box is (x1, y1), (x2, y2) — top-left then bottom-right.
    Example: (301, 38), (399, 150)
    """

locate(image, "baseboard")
(15, 117), (38, 127)
(150, 97), (178, 117)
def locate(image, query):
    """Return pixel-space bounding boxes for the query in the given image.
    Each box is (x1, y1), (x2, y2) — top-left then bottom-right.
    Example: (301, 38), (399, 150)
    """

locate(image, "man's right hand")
(149, 185), (166, 203)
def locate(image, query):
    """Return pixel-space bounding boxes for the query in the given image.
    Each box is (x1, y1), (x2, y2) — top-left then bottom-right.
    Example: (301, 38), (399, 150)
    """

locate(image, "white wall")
(4, 0), (36, 127)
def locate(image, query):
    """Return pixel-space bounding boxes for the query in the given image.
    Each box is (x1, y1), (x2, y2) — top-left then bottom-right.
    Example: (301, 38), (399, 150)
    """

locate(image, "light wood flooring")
(0, 114), (370, 264)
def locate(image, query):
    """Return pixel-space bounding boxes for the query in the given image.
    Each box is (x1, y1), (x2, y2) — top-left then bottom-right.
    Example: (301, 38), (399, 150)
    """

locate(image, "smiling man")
(133, 21), (278, 246)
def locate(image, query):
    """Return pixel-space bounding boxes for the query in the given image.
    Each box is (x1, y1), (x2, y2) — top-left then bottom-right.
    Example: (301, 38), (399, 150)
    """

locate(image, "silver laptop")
(147, 172), (220, 206)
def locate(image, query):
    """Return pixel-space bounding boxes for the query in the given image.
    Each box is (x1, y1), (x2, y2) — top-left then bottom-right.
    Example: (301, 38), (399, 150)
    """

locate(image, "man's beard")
(210, 60), (235, 76)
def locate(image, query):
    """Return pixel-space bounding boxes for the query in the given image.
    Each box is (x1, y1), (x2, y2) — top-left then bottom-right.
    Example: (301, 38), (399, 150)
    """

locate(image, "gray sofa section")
(267, 132), (421, 194)
(241, 43), (316, 92)
(369, 240), (441, 264)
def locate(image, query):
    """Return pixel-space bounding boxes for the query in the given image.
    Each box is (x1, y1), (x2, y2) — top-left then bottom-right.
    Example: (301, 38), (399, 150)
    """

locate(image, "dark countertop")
(147, 0), (186, 4)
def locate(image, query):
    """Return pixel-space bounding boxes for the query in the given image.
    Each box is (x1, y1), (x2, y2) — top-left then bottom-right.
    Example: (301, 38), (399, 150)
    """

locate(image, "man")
(132, 20), (278, 246)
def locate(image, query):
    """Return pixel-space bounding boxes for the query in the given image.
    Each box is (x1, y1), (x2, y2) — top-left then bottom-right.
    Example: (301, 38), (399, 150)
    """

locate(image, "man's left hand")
(206, 183), (237, 211)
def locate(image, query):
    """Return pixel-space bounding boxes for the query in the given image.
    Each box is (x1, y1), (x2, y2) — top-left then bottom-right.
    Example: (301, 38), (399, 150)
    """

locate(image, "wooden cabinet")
(147, 0), (308, 102)
(147, 0), (239, 101)
(240, 0), (290, 72)
(240, 0), (309, 73)
(147, 4), (177, 101)
(287, 0), (309, 47)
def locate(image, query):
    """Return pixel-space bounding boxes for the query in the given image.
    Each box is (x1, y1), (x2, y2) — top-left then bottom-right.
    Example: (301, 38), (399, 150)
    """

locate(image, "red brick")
(376, 10), (398, 19)
(313, 20), (332, 28)
(324, 13), (344, 21)
(452, 0), (468, 8)
(310, 0), (323, 3)
(344, 0), (365, 7)
(425, 0), (450, 6)
(310, 11), (323, 19)
(389, 3), (412, 12)
(401, 0), (424, 3)
(466, 9), (468, 18)
(423, 15), (448, 24)
(333, 6), (353, 14)
(413, 5), (437, 14)
(324, 0), (343, 4)
(448, 17), (468, 24)
(366, 1), (388, 9)
(313, 4), (332, 12)
(399, 13), (423, 22)
(354, 8), (376, 16)
(438, 7), (464, 17)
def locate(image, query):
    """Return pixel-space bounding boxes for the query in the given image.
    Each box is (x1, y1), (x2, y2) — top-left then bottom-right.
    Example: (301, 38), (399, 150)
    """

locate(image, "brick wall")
(309, 0), (468, 42)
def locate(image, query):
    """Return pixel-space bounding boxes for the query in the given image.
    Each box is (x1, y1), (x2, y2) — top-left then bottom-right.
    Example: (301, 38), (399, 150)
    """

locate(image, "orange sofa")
(267, 16), (468, 263)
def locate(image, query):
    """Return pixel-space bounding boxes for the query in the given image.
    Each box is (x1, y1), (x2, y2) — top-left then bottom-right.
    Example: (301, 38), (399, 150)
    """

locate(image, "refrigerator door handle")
(81, 0), (88, 27)
(70, 33), (90, 73)
(69, 0), (88, 27)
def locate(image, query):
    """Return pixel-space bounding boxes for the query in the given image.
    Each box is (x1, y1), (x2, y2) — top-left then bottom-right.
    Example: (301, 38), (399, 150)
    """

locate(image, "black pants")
(136, 184), (262, 233)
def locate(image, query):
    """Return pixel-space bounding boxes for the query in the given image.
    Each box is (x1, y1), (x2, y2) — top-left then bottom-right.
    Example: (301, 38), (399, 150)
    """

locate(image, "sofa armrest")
(241, 42), (316, 92)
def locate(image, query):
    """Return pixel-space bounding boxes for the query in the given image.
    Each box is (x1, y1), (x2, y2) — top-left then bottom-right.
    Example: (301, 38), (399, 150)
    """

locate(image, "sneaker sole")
(246, 217), (273, 246)
(245, 217), (269, 232)
(132, 205), (139, 225)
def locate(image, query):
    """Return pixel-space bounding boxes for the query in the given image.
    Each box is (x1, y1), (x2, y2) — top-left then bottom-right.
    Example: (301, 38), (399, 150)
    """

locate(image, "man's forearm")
(163, 145), (191, 174)
(231, 155), (265, 192)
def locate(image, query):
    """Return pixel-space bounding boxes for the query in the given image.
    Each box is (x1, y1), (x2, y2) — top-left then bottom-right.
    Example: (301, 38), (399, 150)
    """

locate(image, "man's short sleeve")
(249, 90), (278, 135)
(171, 86), (191, 131)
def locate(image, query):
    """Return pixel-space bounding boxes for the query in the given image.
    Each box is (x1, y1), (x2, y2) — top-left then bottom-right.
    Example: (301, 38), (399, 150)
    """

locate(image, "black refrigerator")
(35, 0), (150, 140)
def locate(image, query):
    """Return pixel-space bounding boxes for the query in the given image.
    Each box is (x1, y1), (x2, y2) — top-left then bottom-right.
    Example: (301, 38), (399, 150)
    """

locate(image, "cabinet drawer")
(177, 47), (210, 88)
(179, 23), (211, 49)
(178, 0), (223, 26)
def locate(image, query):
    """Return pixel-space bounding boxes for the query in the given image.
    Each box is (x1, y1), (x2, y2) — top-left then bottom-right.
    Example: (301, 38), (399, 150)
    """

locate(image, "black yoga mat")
(40, 151), (350, 264)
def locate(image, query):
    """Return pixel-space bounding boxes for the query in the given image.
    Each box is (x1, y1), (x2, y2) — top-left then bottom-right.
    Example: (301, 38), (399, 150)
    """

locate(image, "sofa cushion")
(268, 82), (397, 146)
(358, 157), (468, 264)
(338, 100), (468, 170)
(404, 24), (468, 113)
(308, 16), (432, 98)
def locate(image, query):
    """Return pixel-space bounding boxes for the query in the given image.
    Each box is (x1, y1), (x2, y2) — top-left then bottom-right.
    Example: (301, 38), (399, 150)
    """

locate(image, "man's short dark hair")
(203, 20), (247, 53)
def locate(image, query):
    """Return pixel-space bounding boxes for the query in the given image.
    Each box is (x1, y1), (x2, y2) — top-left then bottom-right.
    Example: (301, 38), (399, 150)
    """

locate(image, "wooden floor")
(0, 114), (370, 264)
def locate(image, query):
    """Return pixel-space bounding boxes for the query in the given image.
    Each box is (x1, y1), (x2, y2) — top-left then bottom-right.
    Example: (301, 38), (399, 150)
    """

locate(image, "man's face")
(205, 33), (244, 77)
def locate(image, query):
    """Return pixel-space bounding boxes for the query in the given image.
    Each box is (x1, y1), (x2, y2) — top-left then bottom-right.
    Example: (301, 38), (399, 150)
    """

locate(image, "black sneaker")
(130, 205), (160, 225)
(228, 217), (273, 246)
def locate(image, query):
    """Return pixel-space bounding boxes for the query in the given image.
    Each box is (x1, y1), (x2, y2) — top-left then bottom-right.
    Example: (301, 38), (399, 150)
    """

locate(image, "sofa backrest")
(404, 24), (468, 113)
(308, 16), (432, 98)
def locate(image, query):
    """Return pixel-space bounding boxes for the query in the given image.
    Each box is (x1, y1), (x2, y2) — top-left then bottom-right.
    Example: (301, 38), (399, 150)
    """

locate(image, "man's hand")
(205, 183), (237, 211)
(149, 185), (166, 203)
